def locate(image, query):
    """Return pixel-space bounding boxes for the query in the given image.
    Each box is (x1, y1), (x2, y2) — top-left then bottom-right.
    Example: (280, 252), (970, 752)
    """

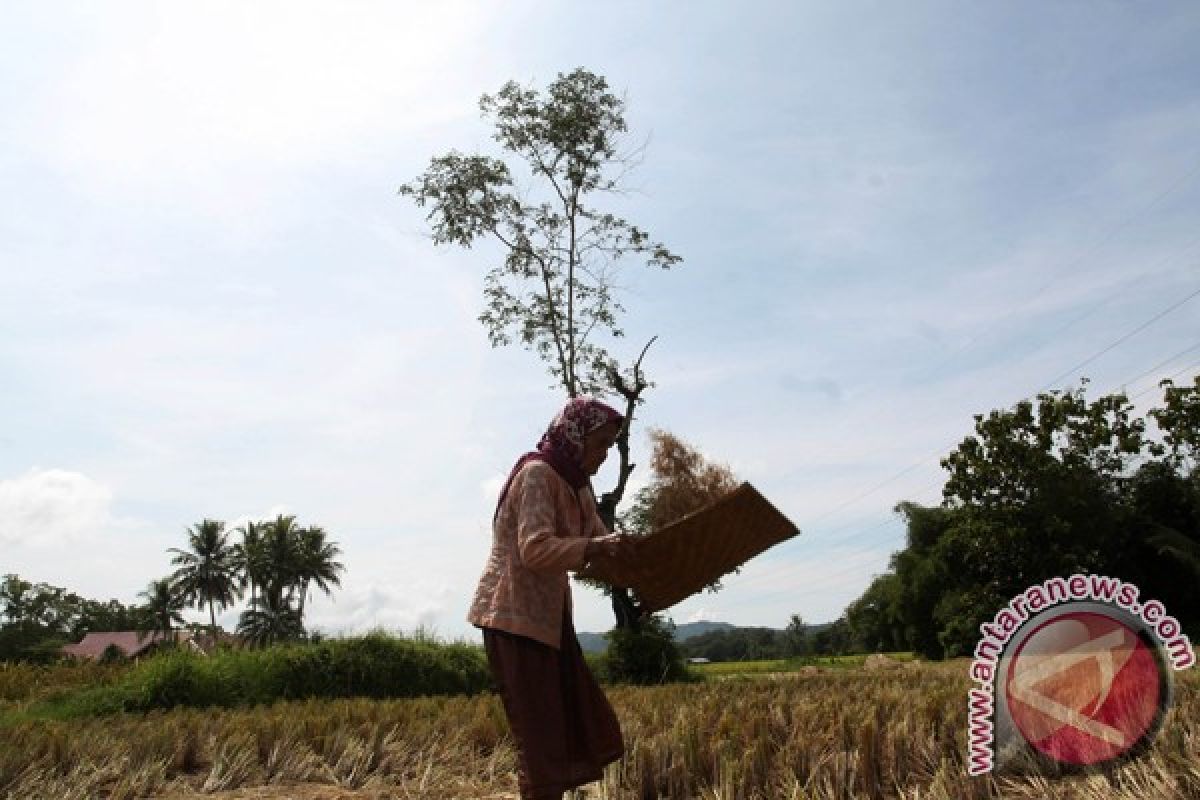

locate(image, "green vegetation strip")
(6, 634), (491, 720)
(691, 652), (915, 676)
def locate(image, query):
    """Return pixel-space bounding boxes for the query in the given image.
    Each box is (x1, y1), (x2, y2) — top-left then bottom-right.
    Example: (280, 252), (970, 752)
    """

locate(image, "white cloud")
(300, 581), (456, 638)
(3, 3), (1199, 641)
(0, 468), (114, 548)
(686, 607), (719, 624)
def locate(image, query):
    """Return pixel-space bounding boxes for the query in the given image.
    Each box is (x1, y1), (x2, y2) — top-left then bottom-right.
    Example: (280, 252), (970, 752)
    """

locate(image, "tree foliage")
(602, 614), (689, 684)
(169, 519), (241, 639)
(0, 574), (154, 662)
(399, 67), (680, 396)
(136, 578), (185, 645)
(230, 514), (345, 646)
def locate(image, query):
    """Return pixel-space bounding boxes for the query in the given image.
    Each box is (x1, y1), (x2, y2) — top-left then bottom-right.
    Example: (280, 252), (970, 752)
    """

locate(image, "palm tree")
(235, 514), (303, 645)
(293, 525), (345, 620)
(169, 519), (241, 638)
(260, 514), (302, 610)
(137, 578), (185, 644)
(236, 594), (305, 647)
(232, 520), (267, 610)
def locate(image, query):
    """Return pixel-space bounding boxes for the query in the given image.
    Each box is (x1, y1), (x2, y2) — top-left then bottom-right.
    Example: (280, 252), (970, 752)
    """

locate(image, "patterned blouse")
(467, 460), (607, 649)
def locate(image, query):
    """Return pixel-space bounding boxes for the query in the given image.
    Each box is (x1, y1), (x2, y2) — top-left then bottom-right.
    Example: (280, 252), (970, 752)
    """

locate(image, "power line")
(1109, 340), (1200, 395)
(1039, 279), (1200, 391)
(1129, 358), (1200, 402)
(920, 158), (1200, 379)
(691, 165), (1200, 614)
(757, 270), (1200, 569)
(718, 338), (1200, 609)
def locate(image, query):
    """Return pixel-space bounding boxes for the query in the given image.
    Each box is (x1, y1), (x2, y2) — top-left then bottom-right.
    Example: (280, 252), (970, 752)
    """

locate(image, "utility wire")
(716, 325), (1200, 609)
(690, 165), (1200, 614)
(1039, 281), (1200, 391)
(1112, 341), (1200, 395)
(926, 158), (1200, 375)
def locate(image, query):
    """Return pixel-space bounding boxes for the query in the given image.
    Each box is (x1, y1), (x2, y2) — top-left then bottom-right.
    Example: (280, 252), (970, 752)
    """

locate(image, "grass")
(690, 652), (915, 677)
(1, 656), (1196, 798)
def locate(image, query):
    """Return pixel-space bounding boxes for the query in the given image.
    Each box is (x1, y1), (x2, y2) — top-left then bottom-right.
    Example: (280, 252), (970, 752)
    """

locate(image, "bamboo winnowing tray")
(578, 482), (800, 613)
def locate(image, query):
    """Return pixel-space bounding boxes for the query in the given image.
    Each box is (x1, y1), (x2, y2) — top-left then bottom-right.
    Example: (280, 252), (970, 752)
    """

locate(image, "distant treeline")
(0, 575), (153, 663)
(677, 619), (847, 661)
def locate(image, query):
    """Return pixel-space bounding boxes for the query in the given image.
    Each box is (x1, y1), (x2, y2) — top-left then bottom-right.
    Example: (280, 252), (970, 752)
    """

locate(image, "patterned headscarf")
(494, 395), (625, 518)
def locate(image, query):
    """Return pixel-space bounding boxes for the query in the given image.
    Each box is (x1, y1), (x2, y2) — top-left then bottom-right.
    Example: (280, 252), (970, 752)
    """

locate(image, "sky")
(2, 2), (1199, 640)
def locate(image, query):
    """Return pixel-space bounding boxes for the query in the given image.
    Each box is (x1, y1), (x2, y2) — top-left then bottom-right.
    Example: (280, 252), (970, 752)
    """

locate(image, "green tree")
(232, 515), (345, 641)
(400, 68), (681, 628)
(399, 67), (679, 398)
(234, 514), (306, 644)
(137, 578), (185, 645)
(169, 519), (241, 638)
(259, 514), (301, 612)
(293, 525), (346, 619)
(1150, 375), (1200, 470)
(603, 615), (689, 685)
(2, 574), (151, 661)
(846, 573), (904, 653)
(235, 596), (305, 647)
(232, 520), (268, 612)
(783, 614), (809, 657)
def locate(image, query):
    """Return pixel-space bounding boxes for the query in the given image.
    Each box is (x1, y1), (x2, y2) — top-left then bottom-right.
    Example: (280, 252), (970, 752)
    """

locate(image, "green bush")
(583, 650), (609, 684)
(28, 632), (492, 717)
(602, 616), (690, 685)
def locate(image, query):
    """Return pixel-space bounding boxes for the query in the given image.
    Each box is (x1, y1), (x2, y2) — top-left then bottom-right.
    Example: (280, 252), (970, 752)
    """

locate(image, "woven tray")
(579, 482), (800, 613)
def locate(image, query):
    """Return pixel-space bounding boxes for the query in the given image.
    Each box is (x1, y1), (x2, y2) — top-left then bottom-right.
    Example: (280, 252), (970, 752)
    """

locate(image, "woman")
(468, 395), (636, 800)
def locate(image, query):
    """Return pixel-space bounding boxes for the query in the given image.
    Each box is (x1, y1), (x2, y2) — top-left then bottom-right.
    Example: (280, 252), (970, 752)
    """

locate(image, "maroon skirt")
(482, 610), (624, 800)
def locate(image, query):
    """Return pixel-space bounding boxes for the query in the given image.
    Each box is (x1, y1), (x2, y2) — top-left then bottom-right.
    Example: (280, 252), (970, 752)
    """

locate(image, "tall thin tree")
(400, 68), (681, 628)
(169, 519), (241, 639)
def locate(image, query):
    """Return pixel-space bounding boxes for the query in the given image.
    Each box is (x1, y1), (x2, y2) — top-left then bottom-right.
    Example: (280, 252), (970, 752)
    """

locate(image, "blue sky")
(2, 2), (1199, 638)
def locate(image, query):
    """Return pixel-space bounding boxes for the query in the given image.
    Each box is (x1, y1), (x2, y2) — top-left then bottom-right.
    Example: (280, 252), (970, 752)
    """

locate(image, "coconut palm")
(232, 520), (268, 610)
(293, 525), (345, 620)
(169, 518), (241, 638)
(235, 514), (303, 644)
(235, 594), (305, 647)
(259, 514), (302, 609)
(137, 578), (185, 644)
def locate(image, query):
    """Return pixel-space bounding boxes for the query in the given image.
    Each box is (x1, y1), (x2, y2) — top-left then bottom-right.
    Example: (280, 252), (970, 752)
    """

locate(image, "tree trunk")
(596, 337), (657, 631)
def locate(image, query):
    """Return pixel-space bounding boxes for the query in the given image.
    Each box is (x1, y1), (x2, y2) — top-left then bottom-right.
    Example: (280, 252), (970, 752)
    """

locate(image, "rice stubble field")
(1, 657), (1197, 799)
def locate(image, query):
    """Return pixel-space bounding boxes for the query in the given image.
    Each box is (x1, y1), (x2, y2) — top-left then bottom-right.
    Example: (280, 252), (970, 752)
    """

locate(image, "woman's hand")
(585, 533), (636, 563)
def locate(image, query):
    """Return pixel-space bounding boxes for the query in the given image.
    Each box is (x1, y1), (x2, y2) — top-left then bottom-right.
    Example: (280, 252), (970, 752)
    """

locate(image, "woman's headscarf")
(494, 395), (625, 518)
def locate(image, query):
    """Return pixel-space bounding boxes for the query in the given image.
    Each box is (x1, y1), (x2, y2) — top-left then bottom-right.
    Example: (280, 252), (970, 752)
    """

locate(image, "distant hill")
(576, 620), (829, 654)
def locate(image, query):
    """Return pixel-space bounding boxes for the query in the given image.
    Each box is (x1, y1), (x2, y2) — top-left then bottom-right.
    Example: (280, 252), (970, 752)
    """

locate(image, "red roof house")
(61, 631), (178, 660)
(61, 630), (241, 660)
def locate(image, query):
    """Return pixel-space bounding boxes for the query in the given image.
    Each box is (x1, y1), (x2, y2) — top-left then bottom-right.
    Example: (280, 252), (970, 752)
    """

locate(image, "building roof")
(61, 629), (244, 660)
(61, 631), (178, 660)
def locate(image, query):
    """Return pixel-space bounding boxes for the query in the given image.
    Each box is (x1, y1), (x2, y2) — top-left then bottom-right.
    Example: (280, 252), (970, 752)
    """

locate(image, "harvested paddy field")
(2, 660), (1197, 799)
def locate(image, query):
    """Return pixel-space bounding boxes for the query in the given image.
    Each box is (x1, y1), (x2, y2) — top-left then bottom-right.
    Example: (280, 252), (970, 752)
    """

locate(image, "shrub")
(603, 616), (690, 685)
(24, 632), (492, 717)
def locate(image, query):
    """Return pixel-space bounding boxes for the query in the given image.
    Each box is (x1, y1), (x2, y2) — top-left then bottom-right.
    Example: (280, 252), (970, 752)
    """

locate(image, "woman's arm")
(514, 464), (590, 572)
